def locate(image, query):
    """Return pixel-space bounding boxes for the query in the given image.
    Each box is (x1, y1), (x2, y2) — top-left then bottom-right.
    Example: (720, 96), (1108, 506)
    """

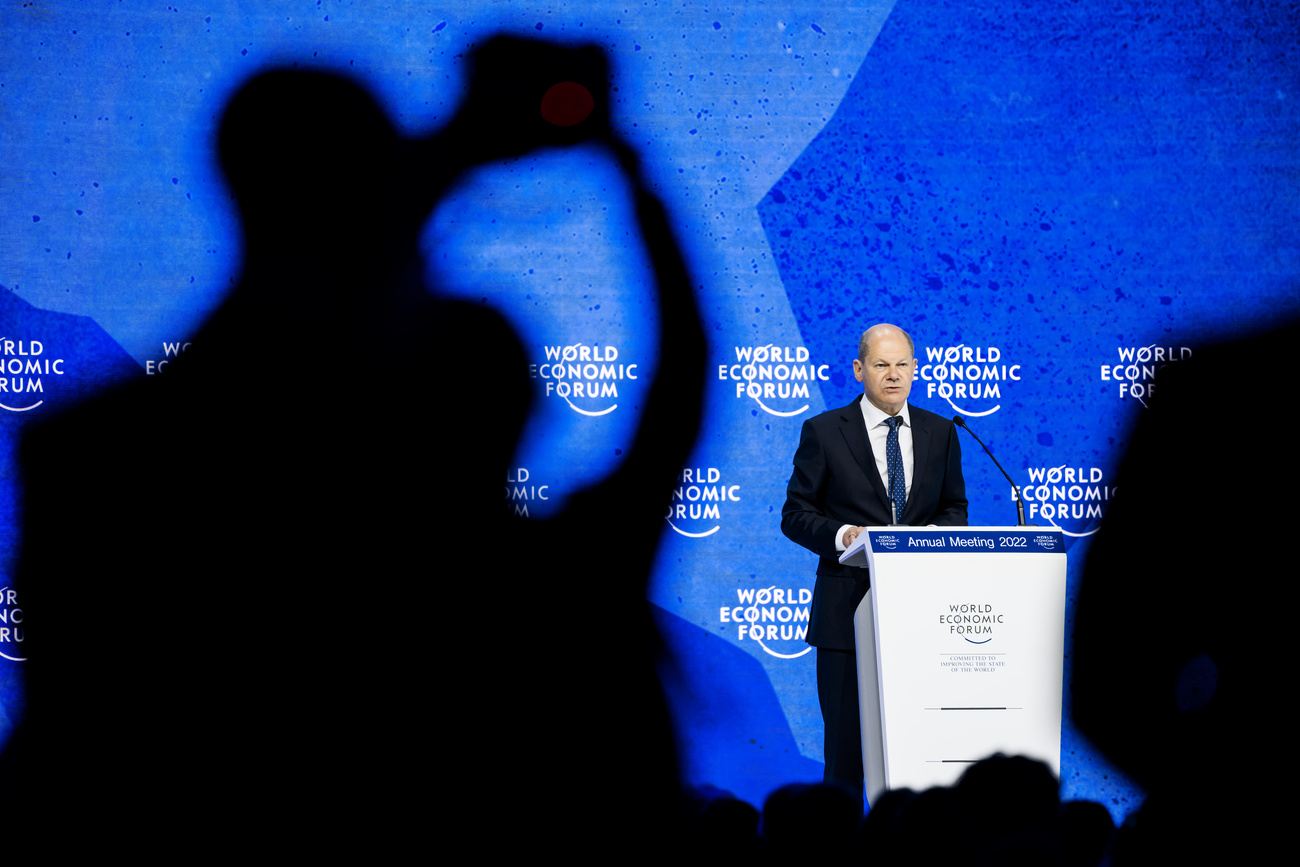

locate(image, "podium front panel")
(858, 527), (1066, 795)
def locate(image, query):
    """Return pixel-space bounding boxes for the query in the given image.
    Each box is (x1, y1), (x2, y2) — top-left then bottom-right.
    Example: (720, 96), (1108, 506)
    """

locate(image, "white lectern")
(840, 526), (1066, 805)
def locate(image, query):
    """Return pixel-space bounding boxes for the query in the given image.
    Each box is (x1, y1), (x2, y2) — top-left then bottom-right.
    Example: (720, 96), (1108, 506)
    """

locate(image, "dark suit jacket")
(781, 396), (967, 650)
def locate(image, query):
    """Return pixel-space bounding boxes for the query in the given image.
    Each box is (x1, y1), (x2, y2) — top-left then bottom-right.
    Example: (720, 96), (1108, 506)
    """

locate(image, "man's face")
(853, 331), (915, 416)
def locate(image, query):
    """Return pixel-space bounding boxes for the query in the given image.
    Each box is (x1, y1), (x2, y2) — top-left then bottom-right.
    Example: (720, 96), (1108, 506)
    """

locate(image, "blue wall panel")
(2, 0), (1296, 821)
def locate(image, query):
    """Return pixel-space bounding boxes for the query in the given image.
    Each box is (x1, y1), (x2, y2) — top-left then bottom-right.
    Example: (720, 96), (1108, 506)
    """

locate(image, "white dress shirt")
(835, 397), (914, 550)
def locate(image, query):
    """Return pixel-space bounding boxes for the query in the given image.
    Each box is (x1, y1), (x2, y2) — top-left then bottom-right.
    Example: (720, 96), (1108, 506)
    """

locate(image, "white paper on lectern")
(851, 526), (1066, 804)
(839, 533), (870, 568)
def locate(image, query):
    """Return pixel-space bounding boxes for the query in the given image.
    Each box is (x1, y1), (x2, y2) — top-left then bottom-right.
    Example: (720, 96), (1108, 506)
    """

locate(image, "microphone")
(952, 415), (1034, 527)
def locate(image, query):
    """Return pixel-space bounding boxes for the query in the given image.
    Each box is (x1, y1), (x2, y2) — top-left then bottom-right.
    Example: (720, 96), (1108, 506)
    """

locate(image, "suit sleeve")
(928, 422), (969, 526)
(780, 419), (842, 557)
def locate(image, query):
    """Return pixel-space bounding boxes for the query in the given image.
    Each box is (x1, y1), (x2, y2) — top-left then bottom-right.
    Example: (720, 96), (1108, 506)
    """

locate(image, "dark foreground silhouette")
(687, 754), (1115, 866)
(3, 37), (705, 857)
(1072, 318), (1298, 863)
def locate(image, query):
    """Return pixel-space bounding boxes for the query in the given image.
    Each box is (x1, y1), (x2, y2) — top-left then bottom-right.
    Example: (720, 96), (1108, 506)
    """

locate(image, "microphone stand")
(952, 415), (1034, 527)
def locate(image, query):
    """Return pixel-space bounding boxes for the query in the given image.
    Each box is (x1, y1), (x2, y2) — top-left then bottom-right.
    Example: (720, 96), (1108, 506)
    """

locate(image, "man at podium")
(781, 323), (968, 804)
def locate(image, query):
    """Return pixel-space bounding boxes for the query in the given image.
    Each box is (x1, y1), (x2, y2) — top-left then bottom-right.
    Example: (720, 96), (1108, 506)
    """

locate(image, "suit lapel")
(838, 396), (891, 516)
(904, 407), (933, 524)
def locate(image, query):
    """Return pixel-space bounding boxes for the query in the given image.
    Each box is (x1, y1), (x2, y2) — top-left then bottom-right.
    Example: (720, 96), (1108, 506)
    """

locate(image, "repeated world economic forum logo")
(719, 344), (830, 417)
(145, 339), (192, 375)
(0, 586), (24, 662)
(1097, 342), (1192, 406)
(720, 584), (813, 659)
(1013, 464), (1113, 538)
(505, 467), (549, 518)
(530, 343), (637, 416)
(0, 338), (66, 412)
(664, 466), (740, 538)
(917, 344), (1020, 418)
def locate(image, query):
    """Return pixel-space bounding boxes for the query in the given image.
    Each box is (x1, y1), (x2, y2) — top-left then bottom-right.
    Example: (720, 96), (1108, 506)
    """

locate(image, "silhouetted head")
(956, 753), (1060, 831)
(761, 782), (860, 859)
(218, 69), (399, 253)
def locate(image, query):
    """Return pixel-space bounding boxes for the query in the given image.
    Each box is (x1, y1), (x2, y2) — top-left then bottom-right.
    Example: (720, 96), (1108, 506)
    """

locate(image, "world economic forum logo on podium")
(873, 534), (900, 550)
(1032, 534), (1059, 551)
(939, 603), (1003, 645)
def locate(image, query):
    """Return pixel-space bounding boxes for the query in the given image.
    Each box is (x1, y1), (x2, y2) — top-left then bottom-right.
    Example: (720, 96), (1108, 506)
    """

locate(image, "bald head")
(853, 324), (916, 416)
(858, 324), (914, 364)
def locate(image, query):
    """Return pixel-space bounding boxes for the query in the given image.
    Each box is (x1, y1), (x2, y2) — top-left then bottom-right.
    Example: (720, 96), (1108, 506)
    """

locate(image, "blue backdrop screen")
(2, 0), (1297, 819)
